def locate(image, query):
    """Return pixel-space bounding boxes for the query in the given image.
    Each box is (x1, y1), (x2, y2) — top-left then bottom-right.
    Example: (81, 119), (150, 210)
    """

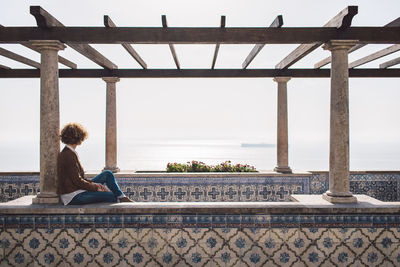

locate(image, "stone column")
(322, 40), (358, 204)
(30, 40), (66, 204)
(102, 77), (120, 173)
(273, 77), (292, 174)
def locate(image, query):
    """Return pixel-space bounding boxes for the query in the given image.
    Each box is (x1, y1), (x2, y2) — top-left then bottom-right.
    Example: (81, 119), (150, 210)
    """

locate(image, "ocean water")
(117, 141), (277, 171)
(0, 139), (399, 172)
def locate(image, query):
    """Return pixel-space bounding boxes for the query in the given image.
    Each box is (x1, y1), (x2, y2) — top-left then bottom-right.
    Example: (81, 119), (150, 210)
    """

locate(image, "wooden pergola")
(1, 6), (400, 77)
(1, 5), (399, 204)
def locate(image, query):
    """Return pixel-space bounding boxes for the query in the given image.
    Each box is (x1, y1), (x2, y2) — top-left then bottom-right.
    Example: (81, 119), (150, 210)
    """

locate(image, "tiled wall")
(118, 176), (308, 202)
(310, 172), (400, 201)
(1, 172), (399, 202)
(1, 213), (400, 266)
(0, 175), (39, 203)
(350, 173), (400, 201)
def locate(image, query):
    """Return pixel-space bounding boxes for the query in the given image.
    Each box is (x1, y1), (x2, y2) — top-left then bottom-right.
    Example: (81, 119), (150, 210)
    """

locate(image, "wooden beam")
(0, 24), (77, 69)
(349, 44), (400, 68)
(242, 15), (283, 69)
(1, 68), (400, 78)
(323, 6), (358, 29)
(275, 43), (321, 69)
(211, 16), (226, 68)
(211, 16), (226, 69)
(30, 6), (117, 69)
(2, 27), (400, 44)
(0, 46), (40, 68)
(315, 17), (400, 68)
(162, 15), (180, 69)
(70, 43), (118, 69)
(385, 17), (400, 27)
(104, 15), (147, 69)
(275, 6), (358, 69)
(0, 63), (10, 69)
(380, 57), (400, 68)
(56, 55), (77, 69)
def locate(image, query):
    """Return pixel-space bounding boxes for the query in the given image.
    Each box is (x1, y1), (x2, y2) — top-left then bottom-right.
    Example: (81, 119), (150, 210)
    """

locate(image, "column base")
(274, 166), (292, 174)
(322, 192), (357, 204)
(32, 194), (60, 204)
(103, 166), (120, 173)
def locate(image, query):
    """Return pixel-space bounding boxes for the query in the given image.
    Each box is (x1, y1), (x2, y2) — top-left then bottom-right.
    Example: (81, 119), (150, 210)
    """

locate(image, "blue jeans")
(69, 171), (124, 205)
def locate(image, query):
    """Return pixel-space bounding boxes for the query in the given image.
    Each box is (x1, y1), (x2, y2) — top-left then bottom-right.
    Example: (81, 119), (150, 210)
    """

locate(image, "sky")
(0, 0), (400, 171)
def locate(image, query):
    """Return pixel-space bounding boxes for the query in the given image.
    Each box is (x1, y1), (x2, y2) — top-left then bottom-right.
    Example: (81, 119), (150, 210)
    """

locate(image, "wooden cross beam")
(0, 63), (10, 69)
(242, 15), (283, 69)
(315, 17), (400, 69)
(275, 6), (358, 69)
(162, 15), (180, 69)
(30, 6), (117, 69)
(0, 46), (40, 68)
(0, 24), (76, 69)
(211, 16), (225, 69)
(380, 57), (400, 69)
(1, 68), (400, 78)
(104, 15), (147, 69)
(349, 44), (400, 68)
(1, 27), (400, 44)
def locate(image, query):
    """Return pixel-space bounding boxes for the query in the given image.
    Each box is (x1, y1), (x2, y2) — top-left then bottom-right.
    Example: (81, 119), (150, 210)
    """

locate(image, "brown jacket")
(57, 147), (98, 194)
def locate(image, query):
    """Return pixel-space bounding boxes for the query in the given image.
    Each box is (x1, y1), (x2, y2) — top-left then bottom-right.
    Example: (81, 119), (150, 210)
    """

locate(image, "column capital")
(29, 40), (66, 51)
(273, 77), (291, 83)
(102, 77), (120, 83)
(323, 40), (358, 51)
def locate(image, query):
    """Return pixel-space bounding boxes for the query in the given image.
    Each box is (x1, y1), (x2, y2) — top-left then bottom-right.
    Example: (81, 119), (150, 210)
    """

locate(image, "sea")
(0, 139), (399, 172)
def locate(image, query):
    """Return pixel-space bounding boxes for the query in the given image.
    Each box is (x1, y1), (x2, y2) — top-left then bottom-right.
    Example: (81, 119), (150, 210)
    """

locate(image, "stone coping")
(0, 171), (312, 177)
(1, 195), (400, 215)
(1, 170), (399, 177)
(95, 171), (313, 178)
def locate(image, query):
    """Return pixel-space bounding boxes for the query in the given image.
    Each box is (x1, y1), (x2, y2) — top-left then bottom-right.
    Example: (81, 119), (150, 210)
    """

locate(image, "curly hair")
(60, 122), (88, 145)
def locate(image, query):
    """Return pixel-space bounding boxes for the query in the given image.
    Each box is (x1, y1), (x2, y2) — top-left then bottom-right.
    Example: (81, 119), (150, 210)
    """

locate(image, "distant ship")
(241, 143), (275, 148)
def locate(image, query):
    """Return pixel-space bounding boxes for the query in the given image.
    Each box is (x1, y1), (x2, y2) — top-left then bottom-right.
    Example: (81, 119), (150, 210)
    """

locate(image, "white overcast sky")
(0, 0), (400, 168)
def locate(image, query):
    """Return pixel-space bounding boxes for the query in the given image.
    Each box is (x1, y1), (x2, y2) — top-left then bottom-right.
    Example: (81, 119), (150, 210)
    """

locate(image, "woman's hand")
(96, 183), (110, 192)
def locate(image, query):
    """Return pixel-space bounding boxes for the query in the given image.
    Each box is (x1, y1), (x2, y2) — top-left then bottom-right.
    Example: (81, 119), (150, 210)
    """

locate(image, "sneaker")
(119, 196), (133, 203)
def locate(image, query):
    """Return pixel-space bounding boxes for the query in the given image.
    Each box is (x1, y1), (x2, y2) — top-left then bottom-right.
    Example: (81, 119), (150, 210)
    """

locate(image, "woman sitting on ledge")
(57, 122), (132, 205)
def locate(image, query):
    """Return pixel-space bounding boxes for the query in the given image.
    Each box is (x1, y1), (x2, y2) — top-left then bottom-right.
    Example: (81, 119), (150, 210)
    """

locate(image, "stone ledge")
(0, 171), (313, 177)
(290, 194), (385, 204)
(85, 170), (313, 178)
(0, 170), (400, 177)
(1, 195), (400, 215)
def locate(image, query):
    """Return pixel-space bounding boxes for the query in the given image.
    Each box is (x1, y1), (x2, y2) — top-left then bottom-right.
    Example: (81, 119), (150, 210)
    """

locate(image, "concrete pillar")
(322, 40), (358, 204)
(273, 77), (292, 174)
(102, 77), (120, 173)
(30, 40), (66, 204)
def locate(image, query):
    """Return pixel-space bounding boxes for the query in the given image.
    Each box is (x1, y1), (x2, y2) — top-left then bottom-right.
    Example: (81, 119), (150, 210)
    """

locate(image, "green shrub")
(166, 160), (257, 172)
(166, 162), (187, 172)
